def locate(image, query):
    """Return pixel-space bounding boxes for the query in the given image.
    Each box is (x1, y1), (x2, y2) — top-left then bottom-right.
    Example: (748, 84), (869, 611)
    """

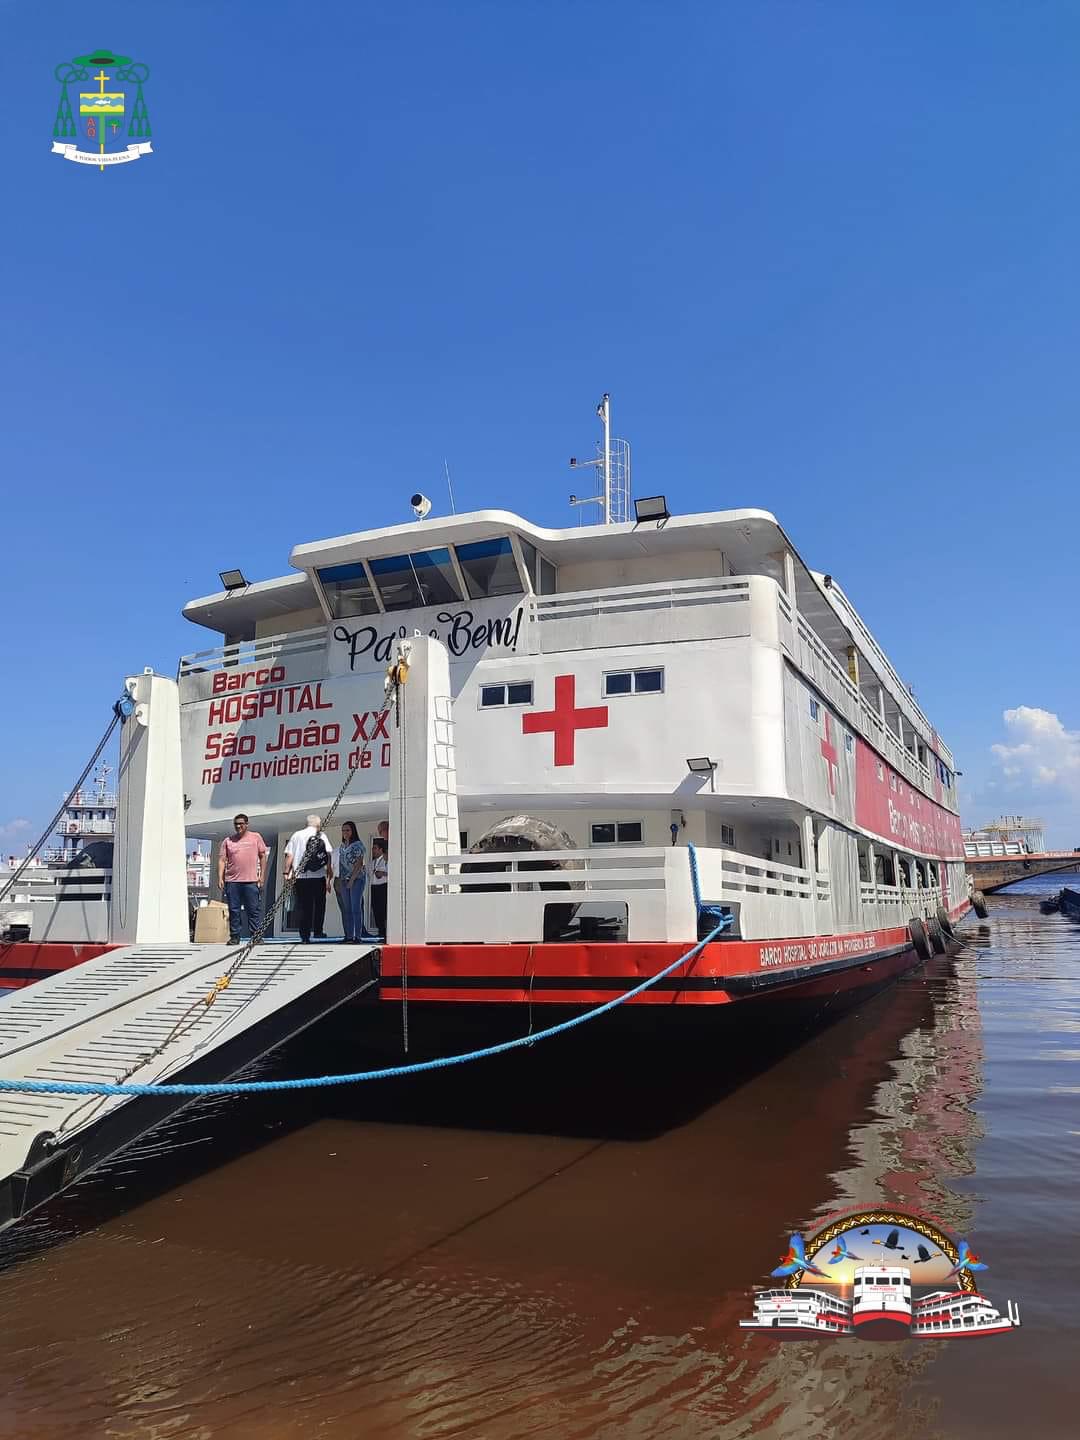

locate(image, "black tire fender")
(909, 915), (933, 961)
(972, 891), (990, 919)
(936, 903), (955, 938)
(926, 915), (947, 954)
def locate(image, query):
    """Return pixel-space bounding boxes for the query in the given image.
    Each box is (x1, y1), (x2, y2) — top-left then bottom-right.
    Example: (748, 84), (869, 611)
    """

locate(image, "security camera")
(410, 492), (432, 520)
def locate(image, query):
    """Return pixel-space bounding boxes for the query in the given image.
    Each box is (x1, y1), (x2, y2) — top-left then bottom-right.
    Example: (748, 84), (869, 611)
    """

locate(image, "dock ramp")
(0, 941), (378, 1230)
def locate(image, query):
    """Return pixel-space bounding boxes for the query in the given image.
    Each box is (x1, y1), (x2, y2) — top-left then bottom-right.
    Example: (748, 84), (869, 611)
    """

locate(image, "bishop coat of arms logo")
(52, 49), (152, 169)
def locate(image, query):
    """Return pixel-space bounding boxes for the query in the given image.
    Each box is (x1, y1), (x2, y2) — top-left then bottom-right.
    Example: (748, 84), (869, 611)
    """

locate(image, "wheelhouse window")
(603, 667), (664, 696)
(455, 537), (523, 599)
(479, 681), (533, 707)
(518, 539), (558, 595)
(591, 820), (644, 845)
(369, 548), (463, 611)
(316, 561), (379, 619)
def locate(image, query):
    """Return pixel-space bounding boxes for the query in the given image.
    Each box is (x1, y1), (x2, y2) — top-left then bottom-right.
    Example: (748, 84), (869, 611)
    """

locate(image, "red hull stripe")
(852, 1312), (910, 1326)
(380, 933), (928, 1006)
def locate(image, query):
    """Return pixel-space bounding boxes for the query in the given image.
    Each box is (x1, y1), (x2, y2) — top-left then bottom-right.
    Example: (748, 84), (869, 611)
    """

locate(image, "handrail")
(533, 575), (750, 610)
(178, 624), (327, 677)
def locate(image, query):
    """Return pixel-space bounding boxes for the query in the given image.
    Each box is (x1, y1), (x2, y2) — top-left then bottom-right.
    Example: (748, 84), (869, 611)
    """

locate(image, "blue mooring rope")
(0, 847), (726, 1099)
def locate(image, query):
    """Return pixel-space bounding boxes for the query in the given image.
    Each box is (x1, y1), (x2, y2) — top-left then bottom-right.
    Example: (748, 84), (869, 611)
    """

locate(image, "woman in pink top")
(217, 813), (269, 944)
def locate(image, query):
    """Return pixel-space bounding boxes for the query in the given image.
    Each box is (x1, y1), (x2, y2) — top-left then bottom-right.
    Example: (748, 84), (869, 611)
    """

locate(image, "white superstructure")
(178, 498), (966, 951)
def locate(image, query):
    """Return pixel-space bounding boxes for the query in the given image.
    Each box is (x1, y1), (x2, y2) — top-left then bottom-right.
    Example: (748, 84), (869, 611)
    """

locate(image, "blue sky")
(4, 1), (1080, 848)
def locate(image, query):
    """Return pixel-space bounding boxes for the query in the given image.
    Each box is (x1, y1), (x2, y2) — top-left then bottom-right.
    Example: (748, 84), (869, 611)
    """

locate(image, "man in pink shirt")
(217, 813), (269, 944)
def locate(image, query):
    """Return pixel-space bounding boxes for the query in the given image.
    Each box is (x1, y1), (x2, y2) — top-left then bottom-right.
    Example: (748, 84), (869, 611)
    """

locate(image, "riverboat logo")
(51, 50), (152, 169)
(740, 1207), (1020, 1340)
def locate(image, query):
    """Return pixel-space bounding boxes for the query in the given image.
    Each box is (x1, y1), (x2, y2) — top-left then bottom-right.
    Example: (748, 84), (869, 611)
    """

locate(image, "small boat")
(1039, 892), (1062, 914)
(1058, 888), (1080, 919)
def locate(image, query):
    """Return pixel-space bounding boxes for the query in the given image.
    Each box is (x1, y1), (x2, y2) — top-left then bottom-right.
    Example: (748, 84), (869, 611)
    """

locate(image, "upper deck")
(181, 505), (958, 811)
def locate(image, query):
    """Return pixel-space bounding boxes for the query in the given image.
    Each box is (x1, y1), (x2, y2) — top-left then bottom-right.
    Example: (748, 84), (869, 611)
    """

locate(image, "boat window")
(857, 842), (871, 884)
(316, 561), (380, 619)
(518, 540), (556, 594)
(591, 821), (643, 845)
(809, 699), (820, 721)
(898, 857), (912, 887)
(721, 824), (736, 847)
(479, 681), (534, 708)
(369, 549), (463, 611)
(603, 668), (664, 697)
(454, 537), (523, 599)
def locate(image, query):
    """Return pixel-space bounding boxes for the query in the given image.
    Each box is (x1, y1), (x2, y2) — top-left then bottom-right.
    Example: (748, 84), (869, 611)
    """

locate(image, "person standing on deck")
(369, 836), (388, 939)
(283, 815), (333, 943)
(337, 821), (367, 942)
(218, 813), (268, 945)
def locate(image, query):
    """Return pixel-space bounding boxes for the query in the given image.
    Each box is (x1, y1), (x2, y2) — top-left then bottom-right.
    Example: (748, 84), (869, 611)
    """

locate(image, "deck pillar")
(385, 636), (459, 947)
(111, 669), (189, 944)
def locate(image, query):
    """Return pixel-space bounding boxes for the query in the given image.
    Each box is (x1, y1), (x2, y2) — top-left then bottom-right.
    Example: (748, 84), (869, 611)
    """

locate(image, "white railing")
(0, 868), (112, 943)
(858, 880), (943, 932)
(795, 615), (953, 812)
(424, 844), (837, 944)
(693, 846), (829, 941)
(178, 624), (326, 680)
(425, 847), (690, 943)
(533, 576), (751, 653)
(964, 841), (1025, 858)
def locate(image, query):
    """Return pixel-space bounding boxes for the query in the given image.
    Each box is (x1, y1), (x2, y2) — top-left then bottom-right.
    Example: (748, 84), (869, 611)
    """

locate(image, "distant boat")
(1059, 888), (1080, 919)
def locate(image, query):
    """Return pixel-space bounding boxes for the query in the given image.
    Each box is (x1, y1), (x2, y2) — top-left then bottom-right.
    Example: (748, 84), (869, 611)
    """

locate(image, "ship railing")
(859, 880), (944, 930)
(692, 847), (828, 941)
(794, 614), (947, 806)
(425, 846), (686, 943)
(178, 625), (327, 681)
(0, 867), (112, 944)
(532, 574), (753, 656)
(533, 574), (751, 622)
(424, 844), (835, 944)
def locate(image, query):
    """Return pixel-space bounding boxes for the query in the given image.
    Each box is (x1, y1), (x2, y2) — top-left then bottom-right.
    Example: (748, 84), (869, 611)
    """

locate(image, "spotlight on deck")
(218, 569), (249, 591)
(686, 757), (717, 775)
(634, 494), (670, 523)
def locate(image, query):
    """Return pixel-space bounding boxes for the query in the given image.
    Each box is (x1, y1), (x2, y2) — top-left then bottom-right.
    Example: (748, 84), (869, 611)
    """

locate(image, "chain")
(385, 648), (410, 1053)
(57, 716), (370, 1137)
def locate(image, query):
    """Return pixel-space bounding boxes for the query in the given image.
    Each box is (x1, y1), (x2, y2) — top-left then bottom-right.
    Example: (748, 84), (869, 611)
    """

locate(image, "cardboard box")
(194, 899), (230, 943)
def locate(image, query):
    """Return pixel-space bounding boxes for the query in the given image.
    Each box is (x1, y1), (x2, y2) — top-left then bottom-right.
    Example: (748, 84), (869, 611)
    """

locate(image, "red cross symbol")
(820, 712), (839, 796)
(522, 674), (608, 766)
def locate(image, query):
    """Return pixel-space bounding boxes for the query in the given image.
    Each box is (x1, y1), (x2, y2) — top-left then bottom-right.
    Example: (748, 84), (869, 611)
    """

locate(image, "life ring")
(971, 891), (989, 919)
(935, 903), (955, 939)
(909, 916), (933, 961)
(926, 915), (947, 954)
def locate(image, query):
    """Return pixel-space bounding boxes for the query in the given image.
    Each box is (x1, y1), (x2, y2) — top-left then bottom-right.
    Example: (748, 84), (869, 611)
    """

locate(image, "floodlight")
(219, 569), (248, 591)
(634, 495), (670, 523)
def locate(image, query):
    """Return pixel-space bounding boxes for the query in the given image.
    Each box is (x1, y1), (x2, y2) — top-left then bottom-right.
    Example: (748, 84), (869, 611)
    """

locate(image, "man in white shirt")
(283, 814), (334, 943)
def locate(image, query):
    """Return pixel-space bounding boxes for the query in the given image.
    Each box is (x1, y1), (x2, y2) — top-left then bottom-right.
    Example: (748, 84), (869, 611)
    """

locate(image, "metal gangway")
(0, 940), (378, 1231)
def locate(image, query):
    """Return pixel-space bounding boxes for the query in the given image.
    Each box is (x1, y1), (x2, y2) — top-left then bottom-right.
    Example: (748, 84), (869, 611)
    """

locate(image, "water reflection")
(0, 891), (1074, 1437)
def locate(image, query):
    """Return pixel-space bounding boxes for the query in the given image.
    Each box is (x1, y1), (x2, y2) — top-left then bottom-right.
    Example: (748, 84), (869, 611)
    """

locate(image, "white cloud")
(990, 707), (1080, 797)
(0, 817), (31, 842)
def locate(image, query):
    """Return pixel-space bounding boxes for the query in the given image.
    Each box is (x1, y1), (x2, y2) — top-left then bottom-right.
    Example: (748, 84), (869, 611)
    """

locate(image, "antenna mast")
(569, 392), (631, 524)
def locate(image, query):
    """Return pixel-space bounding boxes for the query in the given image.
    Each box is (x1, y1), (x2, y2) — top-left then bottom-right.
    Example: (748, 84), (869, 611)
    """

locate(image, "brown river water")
(0, 876), (1077, 1439)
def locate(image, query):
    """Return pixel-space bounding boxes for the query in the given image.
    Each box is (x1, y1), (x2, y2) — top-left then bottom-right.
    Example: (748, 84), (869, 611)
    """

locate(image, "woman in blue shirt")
(336, 821), (366, 942)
